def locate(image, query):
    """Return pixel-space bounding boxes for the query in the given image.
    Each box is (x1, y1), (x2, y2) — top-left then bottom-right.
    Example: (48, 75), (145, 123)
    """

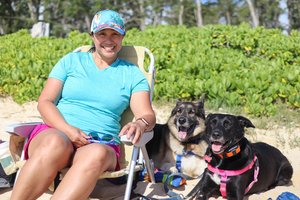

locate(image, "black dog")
(187, 113), (293, 200)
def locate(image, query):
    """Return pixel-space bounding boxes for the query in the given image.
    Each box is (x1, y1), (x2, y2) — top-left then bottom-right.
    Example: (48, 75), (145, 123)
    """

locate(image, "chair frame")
(6, 45), (156, 200)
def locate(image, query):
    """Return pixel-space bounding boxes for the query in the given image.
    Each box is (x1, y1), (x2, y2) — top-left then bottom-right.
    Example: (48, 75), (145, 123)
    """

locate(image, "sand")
(0, 96), (299, 199)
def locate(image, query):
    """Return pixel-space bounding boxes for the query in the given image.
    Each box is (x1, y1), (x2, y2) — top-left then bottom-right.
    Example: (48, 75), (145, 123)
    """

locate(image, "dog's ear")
(176, 99), (182, 106)
(199, 94), (205, 103)
(237, 116), (255, 128)
(198, 94), (205, 107)
(197, 96), (205, 119)
(205, 113), (213, 125)
(171, 99), (182, 115)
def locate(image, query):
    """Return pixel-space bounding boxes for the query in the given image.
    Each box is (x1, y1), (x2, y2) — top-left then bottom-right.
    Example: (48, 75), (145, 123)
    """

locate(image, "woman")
(11, 9), (156, 200)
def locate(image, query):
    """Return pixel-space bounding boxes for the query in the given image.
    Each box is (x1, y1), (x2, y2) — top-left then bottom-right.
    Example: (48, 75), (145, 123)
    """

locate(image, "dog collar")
(182, 134), (205, 145)
(218, 144), (241, 159)
(204, 145), (241, 164)
(176, 150), (196, 172)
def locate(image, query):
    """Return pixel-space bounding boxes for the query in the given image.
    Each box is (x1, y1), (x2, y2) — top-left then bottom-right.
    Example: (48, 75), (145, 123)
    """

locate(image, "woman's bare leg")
(51, 143), (117, 200)
(10, 129), (74, 200)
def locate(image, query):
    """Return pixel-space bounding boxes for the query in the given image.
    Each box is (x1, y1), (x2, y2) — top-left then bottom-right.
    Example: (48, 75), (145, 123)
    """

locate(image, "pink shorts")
(24, 124), (121, 170)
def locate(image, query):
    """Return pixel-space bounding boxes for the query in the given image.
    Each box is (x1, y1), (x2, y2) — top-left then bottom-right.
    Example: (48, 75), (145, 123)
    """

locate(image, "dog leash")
(132, 172), (201, 200)
(163, 172), (202, 200)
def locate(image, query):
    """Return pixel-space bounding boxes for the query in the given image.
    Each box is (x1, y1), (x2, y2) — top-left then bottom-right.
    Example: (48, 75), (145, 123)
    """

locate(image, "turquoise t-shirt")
(49, 52), (150, 144)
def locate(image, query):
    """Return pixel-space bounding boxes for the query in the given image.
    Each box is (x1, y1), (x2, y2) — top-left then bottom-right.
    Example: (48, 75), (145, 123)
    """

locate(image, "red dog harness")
(204, 154), (259, 198)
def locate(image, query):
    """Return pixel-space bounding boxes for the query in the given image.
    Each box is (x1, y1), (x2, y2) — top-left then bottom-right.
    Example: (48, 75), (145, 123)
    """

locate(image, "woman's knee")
(29, 130), (74, 165)
(74, 144), (116, 172)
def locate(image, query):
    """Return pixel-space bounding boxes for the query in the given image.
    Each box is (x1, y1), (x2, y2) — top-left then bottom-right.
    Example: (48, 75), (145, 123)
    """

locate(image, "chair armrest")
(6, 122), (43, 138)
(120, 130), (153, 147)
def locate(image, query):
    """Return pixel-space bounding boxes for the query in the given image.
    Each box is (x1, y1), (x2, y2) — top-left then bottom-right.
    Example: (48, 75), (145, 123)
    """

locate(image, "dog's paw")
(160, 163), (178, 173)
(169, 166), (179, 174)
(196, 194), (205, 200)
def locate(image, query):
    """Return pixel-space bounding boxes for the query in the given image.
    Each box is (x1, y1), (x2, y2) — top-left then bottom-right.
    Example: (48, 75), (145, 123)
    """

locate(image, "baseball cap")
(90, 10), (125, 35)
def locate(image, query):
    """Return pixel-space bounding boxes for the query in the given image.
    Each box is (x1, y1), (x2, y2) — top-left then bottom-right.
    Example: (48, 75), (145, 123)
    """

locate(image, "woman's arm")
(37, 78), (90, 148)
(37, 78), (67, 130)
(119, 91), (156, 144)
(130, 91), (156, 131)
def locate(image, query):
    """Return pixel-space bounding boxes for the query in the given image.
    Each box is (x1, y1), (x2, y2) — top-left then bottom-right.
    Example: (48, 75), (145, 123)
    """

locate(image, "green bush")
(1, 25), (299, 117)
(125, 24), (300, 116)
(0, 30), (90, 103)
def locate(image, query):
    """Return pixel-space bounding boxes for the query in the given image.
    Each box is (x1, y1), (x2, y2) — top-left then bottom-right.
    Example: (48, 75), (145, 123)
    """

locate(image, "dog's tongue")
(178, 131), (187, 139)
(212, 143), (222, 152)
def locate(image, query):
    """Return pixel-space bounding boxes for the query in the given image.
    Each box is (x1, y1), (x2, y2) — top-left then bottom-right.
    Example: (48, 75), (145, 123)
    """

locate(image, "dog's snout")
(212, 131), (222, 139)
(178, 117), (186, 125)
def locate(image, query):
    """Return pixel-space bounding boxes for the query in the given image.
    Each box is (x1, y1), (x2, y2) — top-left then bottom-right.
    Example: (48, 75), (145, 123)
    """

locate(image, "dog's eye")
(188, 109), (195, 115)
(177, 108), (182, 114)
(211, 118), (218, 126)
(223, 120), (232, 128)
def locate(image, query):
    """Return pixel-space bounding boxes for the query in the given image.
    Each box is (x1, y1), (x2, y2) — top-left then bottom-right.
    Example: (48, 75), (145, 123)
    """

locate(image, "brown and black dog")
(187, 113), (293, 200)
(146, 97), (208, 178)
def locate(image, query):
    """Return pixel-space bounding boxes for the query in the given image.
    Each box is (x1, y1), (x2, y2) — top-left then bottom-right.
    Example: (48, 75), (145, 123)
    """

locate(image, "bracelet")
(136, 117), (150, 128)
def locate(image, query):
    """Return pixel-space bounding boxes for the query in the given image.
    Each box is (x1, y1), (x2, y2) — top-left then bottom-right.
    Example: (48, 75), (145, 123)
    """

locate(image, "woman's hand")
(119, 120), (147, 144)
(65, 126), (91, 148)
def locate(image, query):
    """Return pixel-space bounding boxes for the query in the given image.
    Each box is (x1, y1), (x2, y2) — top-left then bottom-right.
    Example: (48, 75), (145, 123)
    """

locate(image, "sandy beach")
(0, 96), (299, 199)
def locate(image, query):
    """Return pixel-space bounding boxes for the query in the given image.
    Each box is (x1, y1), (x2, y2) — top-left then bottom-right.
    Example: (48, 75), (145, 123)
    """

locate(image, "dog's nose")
(212, 131), (222, 139)
(178, 117), (186, 125)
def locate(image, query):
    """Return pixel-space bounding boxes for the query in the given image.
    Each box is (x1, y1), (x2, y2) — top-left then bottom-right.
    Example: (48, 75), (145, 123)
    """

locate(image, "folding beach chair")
(6, 45), (156, 200)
